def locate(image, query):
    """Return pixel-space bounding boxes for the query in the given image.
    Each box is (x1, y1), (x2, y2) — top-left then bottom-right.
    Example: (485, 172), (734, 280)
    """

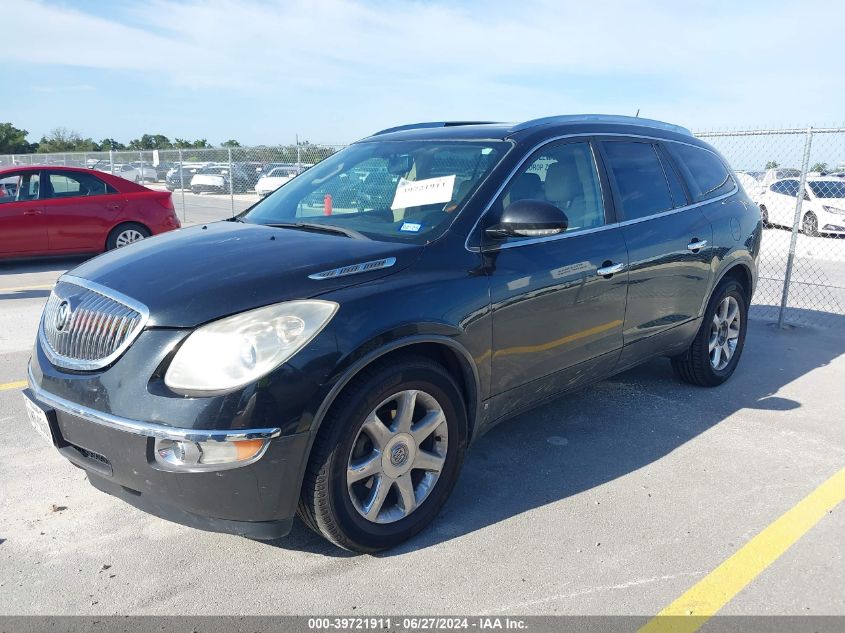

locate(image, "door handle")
(596, 262), (626, 277)
(687, 239), (708, 251)
(23, 209), (42, 216)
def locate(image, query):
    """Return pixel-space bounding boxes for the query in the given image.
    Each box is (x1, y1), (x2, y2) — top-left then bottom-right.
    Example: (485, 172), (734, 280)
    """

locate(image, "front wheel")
(298, 356), (467, 553)
(759, 204), (769, 227)
(671, 278), (748, 387)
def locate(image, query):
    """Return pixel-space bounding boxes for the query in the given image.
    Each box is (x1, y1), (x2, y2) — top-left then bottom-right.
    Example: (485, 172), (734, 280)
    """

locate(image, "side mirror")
(486, 200), (569, 239)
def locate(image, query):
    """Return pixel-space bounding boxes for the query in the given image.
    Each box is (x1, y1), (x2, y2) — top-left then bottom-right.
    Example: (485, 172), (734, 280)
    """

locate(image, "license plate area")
(22, 390), (62, 447)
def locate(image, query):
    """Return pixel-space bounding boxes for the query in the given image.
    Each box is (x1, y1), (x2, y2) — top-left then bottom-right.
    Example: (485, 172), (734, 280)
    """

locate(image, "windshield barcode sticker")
(399, 222), (422, 233)
(391, 175), (456, 210)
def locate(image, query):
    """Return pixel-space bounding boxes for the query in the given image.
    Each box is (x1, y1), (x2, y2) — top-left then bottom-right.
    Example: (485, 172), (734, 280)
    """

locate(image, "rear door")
(0, 170), (48, 256)
(598, 138), (713, 349)
(42, 170), (127, 253)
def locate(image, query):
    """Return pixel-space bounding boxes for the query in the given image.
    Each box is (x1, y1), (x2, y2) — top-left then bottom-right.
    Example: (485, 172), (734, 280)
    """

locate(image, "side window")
(1, 172), (40, 202)
(656, 144), (689, 208)
(601, 141), (674, 221)
(499, 142), (605, 235)
(665, 142), (734, 202)
(784, 180), (801, 197)
(770, 182), (783, 194)
(47, 172), (114, 198)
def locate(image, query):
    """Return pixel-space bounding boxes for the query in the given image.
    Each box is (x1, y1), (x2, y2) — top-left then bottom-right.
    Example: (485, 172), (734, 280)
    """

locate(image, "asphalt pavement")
(0, 263), (842, 616)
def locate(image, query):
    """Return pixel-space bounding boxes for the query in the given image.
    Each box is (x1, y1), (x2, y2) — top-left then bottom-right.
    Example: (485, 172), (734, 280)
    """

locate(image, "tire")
(298, 356), (468, 553)
(802, 212), (819, 237)
(759, 205), (769, 227)
(106, 222), (151, 251)
(671, 278), (748, 387)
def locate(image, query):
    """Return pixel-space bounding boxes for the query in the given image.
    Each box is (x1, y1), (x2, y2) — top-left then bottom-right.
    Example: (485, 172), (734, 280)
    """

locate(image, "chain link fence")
(699, 126), (845, 327)
(2, 128), (845, 327)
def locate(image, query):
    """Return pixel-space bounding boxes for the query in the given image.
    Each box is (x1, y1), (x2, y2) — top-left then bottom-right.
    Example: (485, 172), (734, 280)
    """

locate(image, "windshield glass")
(242, 140), (509, 243)
(809, 180), (845, 198)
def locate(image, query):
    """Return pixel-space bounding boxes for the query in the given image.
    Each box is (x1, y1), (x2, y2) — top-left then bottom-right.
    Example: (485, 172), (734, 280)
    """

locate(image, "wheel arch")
(715, 261), (754, 304)
(291, 335), (482, 501)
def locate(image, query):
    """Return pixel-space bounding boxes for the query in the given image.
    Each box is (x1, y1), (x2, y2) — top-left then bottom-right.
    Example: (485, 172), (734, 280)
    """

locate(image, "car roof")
(0, 165), (114, 175)
(358, 114), (696, 145)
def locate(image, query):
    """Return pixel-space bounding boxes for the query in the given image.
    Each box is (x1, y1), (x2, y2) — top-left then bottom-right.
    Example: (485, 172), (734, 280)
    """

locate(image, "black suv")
(24, 115), (760, 552)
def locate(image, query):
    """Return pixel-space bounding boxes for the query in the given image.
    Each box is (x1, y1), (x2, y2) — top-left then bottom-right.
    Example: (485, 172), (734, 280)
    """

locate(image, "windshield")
(242, 140), (509, 243)
(809, 180), (845, 198)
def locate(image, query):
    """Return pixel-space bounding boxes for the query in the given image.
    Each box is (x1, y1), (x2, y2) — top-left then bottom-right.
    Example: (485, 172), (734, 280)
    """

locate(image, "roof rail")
(371, 121), (499, 136)
(510, 114), (692, 137)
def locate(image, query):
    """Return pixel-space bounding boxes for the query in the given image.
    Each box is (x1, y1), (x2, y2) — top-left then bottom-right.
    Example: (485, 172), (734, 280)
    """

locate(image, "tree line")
(0, 122), (242, 154)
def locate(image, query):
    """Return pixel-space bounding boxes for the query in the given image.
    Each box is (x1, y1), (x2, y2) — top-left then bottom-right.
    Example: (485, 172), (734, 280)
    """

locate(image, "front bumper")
(24, 373), (310, 539)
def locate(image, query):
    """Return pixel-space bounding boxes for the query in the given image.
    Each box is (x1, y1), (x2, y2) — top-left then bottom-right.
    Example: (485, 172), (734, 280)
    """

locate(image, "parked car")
(760, 167), (801, 188)
(0, 165), (180, 257)
(129, 162), (158, 182)
(23, 115), (759, 552)
(95, 163), (143, 183)
(255, 166), (300, 197)
(734, 171), (765, 203)
(757, 177), (845, 236)
(165, 163), (207, 191)
(190, 164), (254, 194)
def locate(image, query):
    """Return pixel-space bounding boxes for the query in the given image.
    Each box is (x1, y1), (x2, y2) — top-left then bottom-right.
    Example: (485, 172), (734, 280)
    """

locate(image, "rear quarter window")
(665, 142), (735, 202)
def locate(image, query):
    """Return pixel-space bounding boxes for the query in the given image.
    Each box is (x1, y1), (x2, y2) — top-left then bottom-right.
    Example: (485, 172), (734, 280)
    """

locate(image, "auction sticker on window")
(391, 175), (456, 210)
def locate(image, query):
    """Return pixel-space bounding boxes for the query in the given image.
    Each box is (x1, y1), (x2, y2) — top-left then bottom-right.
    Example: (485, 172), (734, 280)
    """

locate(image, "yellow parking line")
(639, 467), (845, 633)
(0, 283), (55, 293)
(0, 380), (27, 392)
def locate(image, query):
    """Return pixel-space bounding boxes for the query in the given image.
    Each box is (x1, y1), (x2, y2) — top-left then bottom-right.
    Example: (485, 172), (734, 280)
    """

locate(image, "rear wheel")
(671, 278), (748, 387)
(298, 356), (467, 553)
(802, 212), (819, 237)
(106, 222), (150, 250)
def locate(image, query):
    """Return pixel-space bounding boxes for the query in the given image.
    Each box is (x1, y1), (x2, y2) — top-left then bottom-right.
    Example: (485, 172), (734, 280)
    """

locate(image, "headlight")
(164, 300), (338, 393)
(823, 205), (845, 215)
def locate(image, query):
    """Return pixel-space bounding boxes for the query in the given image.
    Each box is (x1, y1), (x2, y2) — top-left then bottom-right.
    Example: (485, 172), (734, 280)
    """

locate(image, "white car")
(255, 167), (299, 197)
(757, 177), (845, 236)
(735, 171), (765, 203)
(95, 163), (142, 182)
(130, 162), (158, 182)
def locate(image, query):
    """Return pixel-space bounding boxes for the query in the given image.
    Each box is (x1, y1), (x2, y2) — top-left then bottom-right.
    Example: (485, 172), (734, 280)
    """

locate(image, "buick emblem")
(390, 443), (409, 467)
(55, 301), (72, 332)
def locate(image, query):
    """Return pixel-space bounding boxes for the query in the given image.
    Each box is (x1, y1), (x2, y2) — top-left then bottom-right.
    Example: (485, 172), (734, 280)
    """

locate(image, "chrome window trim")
(27, 364), (281, 442)
(464, 132), (737, 253)
(39, 274), (150, 371)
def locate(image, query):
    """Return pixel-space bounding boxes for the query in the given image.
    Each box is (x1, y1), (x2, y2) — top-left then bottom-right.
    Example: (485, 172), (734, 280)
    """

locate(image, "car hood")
(66, 221), (422, 327)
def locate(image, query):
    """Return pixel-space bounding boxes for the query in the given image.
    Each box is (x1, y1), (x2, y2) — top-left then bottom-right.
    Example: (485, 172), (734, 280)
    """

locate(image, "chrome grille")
(40, 276), (149, 371)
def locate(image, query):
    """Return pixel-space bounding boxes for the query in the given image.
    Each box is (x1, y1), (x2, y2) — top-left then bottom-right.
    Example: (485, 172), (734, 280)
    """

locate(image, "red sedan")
(0, 166), (181, 258)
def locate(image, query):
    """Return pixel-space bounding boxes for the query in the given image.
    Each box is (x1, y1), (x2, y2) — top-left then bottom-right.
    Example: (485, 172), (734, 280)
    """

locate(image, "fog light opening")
(154, 437), (267, 471)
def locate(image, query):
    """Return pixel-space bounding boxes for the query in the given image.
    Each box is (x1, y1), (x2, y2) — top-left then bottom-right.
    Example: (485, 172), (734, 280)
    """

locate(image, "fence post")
(777, 126), (814, 328)
(296, 134), (301, 170)
(178, 149), (186, 223)
(109, 149), (115, 175)
(228, 147), (234, 216)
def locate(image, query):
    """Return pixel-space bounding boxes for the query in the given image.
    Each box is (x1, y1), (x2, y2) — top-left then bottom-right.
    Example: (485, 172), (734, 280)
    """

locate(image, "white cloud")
(3, 0), (845, 140)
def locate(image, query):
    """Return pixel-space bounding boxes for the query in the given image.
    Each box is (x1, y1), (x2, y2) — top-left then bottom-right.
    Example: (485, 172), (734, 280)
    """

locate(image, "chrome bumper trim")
(27, 365), (281, 443)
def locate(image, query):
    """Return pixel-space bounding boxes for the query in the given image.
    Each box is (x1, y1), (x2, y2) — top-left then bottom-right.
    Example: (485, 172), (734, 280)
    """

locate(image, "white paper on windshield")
(391, 175), (456, 210)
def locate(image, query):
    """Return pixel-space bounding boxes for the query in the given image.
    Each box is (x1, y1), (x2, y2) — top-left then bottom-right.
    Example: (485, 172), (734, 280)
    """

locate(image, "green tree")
(221, 139), (241, 147)
(37, 127), (97, 153)
(0, 122), (36, 154)
(764, 160), (779, 169)
(173, 138), (213, 149)
(128, 134), (172, 150)
(97, 138), (126, 151)
(811, 162), (828, 173)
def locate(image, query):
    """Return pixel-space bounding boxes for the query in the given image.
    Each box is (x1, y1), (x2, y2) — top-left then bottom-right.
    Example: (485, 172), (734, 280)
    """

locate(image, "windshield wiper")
(265, 222), (369, 240)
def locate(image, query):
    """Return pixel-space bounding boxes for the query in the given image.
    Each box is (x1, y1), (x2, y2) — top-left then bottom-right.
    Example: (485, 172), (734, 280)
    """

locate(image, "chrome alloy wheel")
(347, 389), (448, 524)
(115, 229), (145, 248)
(709, 296), (741, 370)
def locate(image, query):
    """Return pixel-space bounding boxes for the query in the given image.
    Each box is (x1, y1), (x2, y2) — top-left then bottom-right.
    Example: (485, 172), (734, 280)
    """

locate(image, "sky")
(2, 0), (844, 146)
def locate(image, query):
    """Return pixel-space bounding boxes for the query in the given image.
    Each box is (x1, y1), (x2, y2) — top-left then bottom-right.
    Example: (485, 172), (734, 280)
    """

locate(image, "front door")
(482, 139), (629, 421)
(0, 171), (47, 256)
